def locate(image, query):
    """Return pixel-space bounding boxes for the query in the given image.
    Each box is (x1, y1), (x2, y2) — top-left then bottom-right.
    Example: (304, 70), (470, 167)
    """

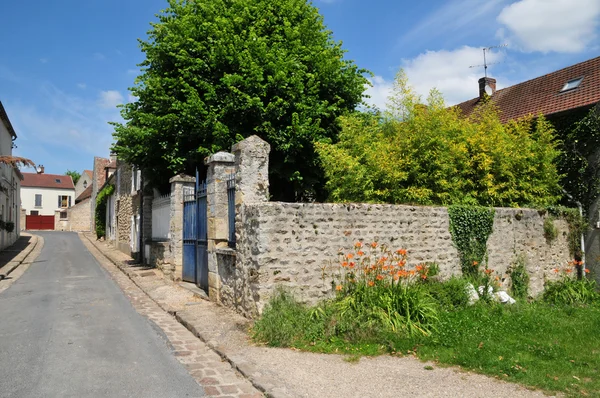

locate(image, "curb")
(80, 233), (277, 397)
(0, 234), (40, 280)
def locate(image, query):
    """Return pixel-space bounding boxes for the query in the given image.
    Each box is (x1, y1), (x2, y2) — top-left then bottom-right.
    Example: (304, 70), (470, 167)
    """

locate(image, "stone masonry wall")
(231, 202), (571, 317)
(66, 198), (91, 231)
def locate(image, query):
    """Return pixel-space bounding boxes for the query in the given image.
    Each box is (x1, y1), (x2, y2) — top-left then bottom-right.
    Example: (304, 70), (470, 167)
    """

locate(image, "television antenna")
(469, 44), (507, 77)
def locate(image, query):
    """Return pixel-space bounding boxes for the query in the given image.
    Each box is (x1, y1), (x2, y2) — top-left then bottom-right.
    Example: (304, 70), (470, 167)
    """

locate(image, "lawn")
(252, 293), (600, 397)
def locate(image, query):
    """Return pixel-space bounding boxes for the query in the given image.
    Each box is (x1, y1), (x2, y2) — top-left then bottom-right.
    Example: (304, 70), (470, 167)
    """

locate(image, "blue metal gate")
(182, 174), (208, 291)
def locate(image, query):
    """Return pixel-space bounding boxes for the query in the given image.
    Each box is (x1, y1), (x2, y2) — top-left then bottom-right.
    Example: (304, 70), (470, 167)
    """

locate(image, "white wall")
(21, 187), (75, 216)
(0, 117), (21, 249)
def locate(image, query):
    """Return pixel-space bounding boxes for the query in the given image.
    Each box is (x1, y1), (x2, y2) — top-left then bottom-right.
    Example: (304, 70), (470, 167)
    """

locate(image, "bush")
(316, 71), (561, 207)
(4, 221), (14, 233)
(508, 254), (530, 300)
(542, 262), (598, 305)
(543, 216), (558, 242)
(424, 277), (471, 311)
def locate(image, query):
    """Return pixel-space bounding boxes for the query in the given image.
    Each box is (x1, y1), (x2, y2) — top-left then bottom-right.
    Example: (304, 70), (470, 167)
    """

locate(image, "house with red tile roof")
(74, 169), (93, 199)
(21, 168), (75, 229)
(455, 55), (600, 123)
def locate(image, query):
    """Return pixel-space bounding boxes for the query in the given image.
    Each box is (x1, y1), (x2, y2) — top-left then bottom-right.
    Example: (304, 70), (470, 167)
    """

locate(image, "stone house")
(103, 158), (143, 258)
(0, 101), (23, 249)
(455, 55), (600, 283)
(74, 170), (92, 198)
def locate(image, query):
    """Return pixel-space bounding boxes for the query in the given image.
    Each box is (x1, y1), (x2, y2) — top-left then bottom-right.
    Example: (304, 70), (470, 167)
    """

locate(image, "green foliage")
(4, 221), (14, 233)
(95, 185), (115, 239)
(316, 71), (562, 207)
(65, 170), (81, 186)
(508, 254), (529, 300)
(424, 277), (471, 311)
(546, 206), (588, 259)
(448, 205), (495, 277)
(543, 216), (558, 242)
(112, 0), (369, 201)
(542, 278), (599, 305)
(554, 106), (600, 213)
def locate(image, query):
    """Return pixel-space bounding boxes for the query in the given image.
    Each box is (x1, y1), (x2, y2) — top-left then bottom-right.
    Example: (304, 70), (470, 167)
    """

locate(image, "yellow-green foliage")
(316, 71), (562, 207)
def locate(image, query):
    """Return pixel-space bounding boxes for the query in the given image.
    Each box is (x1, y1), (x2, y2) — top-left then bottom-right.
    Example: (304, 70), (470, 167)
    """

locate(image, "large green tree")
(112, 0), (368, 200)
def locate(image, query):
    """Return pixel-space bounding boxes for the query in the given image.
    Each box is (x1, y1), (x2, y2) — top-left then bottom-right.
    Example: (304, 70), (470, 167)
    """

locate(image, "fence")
(151, 194), (171, 240)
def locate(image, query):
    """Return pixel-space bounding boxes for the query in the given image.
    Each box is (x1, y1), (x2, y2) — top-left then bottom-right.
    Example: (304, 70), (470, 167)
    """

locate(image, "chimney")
(110, 152), (117, 163)
(478, 77), (496, 99)
(37, 165), (45, 174)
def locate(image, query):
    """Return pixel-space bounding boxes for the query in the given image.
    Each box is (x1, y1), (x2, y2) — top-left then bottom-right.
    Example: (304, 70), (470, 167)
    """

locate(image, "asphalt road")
(0, 231), (204, 398)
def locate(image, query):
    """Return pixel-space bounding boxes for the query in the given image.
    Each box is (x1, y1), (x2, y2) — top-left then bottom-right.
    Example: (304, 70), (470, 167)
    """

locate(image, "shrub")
(543, 216), (558, 242)
(95, 184), (114, 239)
(508, 254), (530, 300)
(448, 205), (494, 277)
(425, 277), (471, 311)
(4, 221), (14, 233)
(316, 71), (561, 207)
(543, 262), (598, 305)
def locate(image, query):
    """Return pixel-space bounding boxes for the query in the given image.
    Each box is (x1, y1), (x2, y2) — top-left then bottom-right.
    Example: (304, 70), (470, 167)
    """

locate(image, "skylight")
(561, 77), (583, 92)
(55, 179), (61, 183)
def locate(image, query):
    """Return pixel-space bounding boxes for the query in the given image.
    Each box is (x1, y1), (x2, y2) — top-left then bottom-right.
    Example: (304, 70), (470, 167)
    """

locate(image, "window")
(58, 195), (71, 208)
(131, 167), (141, 193)
(83, 180), (88, 189)
(55, 178), (61, 183)
(30, 210), (39, 216)
(60, 211), (68, 219)
(561, 77), (583, 92)
(35, 194), (42, 207)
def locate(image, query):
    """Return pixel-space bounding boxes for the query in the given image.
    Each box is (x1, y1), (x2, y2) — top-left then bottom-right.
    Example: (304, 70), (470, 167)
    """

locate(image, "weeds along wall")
(215, 136), (572, 318)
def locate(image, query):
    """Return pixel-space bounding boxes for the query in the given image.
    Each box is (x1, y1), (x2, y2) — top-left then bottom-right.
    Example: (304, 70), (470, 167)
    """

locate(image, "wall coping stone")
(169, 174), (196, 183)
(205, 152), (235, 165)
(215, 247), (236, 257)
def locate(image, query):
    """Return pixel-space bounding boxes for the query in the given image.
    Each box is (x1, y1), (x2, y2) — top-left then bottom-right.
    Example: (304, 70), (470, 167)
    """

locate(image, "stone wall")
(112, 161), (141, 256)
(230, 203), (571, 316)
(66, 198), (91, 231)
(198, 136), (573, 318)
(54, 209), (69, 231)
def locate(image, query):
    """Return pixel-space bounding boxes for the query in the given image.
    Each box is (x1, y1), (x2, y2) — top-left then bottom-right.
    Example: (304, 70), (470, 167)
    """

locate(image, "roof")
(76, 184), (92, 203)
(456, 56), (600, 123)
(84, 170), (93, 178)
(0, 101), (17, 139)
(105, 160), (117, 169)
(21, 173), (75, 190)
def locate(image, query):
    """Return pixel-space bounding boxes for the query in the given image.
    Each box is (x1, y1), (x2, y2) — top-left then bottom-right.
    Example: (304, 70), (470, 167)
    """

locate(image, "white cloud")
(403, 46), (505, 106)
(127, 94), (137, 103)
(497, 0), (600, 53)
(77, 83), (86, 89)
(98, 90), (124, 109)
(364, 76), (392, 111)
(368, 46), (508, 110)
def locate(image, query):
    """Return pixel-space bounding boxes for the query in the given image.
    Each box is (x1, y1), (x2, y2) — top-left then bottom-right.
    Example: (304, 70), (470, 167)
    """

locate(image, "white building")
(0, 101), (23, 250)
(74, 169), (93, 198)
(21, 170), (75, 230)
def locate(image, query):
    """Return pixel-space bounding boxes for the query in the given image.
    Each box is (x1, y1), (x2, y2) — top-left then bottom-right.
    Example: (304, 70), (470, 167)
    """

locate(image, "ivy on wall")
(546, 206), (588, 261)
(448, 205), (495, 277)
(95, 184), (115, 239)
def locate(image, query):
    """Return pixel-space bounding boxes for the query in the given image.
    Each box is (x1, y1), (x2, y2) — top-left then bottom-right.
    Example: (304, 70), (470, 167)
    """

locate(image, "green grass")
(252, 288), (600, 396)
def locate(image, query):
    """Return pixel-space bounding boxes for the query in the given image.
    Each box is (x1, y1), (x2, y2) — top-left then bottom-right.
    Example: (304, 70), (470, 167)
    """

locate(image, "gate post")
(205, 152), (236, 301)
(169, 174), (195, 281)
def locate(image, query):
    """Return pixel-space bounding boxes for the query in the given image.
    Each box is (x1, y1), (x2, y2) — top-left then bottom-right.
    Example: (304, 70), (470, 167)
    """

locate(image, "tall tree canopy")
(65, 170), (81, 185)
(316, 72), (562, 208)
(112, 0), (369, 200)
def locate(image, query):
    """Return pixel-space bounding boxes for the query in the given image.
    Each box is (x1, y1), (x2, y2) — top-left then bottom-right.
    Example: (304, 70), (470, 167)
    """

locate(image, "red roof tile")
(84, 170), (93, 178)
(21, 173), (75, 189)
(456, 56), (600, 123)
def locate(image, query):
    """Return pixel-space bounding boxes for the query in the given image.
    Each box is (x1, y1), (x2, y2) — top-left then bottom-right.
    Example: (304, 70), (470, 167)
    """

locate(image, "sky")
(1, 0), (599, 176)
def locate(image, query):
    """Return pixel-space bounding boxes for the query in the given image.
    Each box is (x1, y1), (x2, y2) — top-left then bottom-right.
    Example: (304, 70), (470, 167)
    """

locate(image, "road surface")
(0, 231), (204, 397)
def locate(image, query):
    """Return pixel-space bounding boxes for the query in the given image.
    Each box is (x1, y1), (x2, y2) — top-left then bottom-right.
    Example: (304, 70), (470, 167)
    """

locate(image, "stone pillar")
(231, 135), (270, 317)
(205, 152), (236, 301)
(232, 135), (270, 205)
(169, 174), (195, 281)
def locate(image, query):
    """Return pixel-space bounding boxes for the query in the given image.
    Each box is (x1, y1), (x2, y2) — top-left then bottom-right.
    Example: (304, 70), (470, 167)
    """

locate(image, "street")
(0, 232), (204, 398)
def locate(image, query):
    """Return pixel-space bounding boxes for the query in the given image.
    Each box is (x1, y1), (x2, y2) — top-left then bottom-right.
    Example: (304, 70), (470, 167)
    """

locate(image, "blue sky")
(1, 0), (599, 176)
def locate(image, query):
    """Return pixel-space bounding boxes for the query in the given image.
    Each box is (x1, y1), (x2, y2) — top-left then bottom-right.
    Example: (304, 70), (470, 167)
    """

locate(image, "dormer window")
(561, 77), (583, 92)
(55, 178), (61, 183)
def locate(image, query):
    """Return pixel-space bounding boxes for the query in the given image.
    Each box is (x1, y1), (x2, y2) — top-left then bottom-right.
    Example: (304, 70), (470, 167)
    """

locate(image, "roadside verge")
(0, 233), (44, 294)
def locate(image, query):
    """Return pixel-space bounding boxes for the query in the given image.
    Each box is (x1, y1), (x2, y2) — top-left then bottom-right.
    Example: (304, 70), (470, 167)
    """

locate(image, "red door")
(26, 215), (55, 230)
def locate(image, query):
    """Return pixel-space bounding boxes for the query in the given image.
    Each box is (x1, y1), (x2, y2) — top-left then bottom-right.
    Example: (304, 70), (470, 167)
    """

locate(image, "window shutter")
(68, 196), (72, 207)
(58, 195), (61, 208)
